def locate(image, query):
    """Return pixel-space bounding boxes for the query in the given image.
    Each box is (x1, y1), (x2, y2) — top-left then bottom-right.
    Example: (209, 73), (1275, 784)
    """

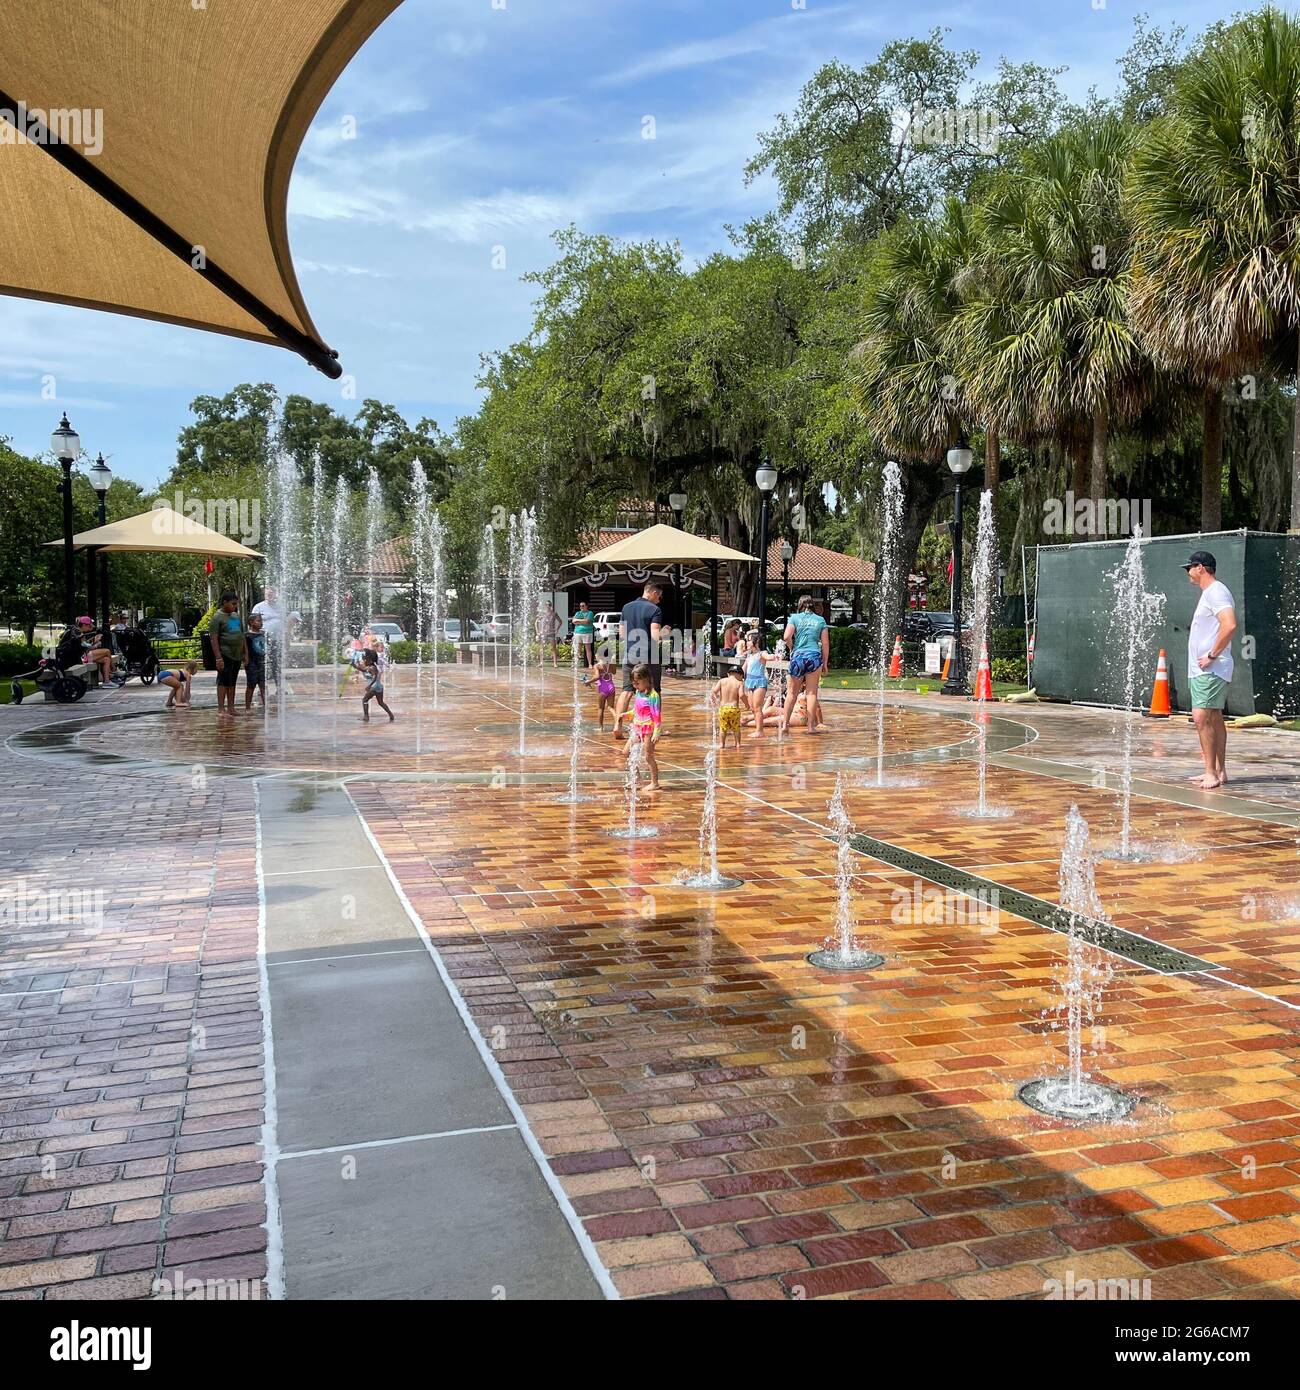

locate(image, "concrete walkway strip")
(255, 776), (607, 1301)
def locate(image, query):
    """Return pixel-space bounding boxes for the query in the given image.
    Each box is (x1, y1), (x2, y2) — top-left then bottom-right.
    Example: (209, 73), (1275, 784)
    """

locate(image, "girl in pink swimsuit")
(583, 658), (617, 730)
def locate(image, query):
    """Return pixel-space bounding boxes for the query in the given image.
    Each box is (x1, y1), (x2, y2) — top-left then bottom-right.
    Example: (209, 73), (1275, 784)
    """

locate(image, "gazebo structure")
(46, 505), (263, 629)
(569, 523), (757, 667)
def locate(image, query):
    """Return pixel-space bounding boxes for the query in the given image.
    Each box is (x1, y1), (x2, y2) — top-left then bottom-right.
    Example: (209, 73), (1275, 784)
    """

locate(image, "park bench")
(38, 648), (99, 703)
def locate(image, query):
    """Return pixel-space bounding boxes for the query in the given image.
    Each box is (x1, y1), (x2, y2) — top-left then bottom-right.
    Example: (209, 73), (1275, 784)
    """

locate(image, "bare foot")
(748, 732), (763, 739)
(1198, 775), (1222, 790)
(644, 782), (662, 794)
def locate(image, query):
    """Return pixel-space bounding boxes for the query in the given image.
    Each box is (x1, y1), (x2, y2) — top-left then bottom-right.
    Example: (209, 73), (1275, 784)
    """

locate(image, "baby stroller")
(9, 630), (92, 704)
(113, 626), (160, 686)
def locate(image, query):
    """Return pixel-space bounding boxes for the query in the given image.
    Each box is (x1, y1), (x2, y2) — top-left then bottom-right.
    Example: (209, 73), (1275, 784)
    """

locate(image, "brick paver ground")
(3, 666), (1298, 1299)
(0, 693), (267, 1300)
(347, 672), (1300, 1300)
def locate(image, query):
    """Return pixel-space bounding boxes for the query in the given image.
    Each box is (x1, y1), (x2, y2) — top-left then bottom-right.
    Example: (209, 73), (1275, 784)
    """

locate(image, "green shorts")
(1189, 674), (1228, 710)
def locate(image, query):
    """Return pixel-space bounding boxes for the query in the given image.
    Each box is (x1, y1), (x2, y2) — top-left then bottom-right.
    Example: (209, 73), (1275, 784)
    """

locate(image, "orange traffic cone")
(974, 642), (993, 701)
(940, 646), (952, 682)
(887, 634), (903, 679)
(1146, 648), (1172, 718)
(1027, 629), (1035, 667)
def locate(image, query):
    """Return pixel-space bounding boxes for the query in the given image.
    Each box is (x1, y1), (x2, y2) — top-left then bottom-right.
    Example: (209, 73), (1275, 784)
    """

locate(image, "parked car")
(483, 613), (512, 640)
(442, 618), (484, 643)
(593, 611), (622, 641)
(142, 617), (181, 639)
(366, 621), (407, 645)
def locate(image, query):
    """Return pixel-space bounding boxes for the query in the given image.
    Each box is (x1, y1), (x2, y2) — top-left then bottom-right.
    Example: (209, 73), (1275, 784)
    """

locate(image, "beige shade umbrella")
(574, 523), (755, 566)
(0, 0), (403, 377)
(46, 506), (263, 559)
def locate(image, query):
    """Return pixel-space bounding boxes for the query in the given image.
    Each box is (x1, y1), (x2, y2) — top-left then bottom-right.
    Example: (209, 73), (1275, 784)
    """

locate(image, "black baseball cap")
(1181, 550), (1216, 572)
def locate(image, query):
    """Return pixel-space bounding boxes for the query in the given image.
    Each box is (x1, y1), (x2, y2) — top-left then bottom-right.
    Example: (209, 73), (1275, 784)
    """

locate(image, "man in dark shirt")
(614, 583), (663, 739)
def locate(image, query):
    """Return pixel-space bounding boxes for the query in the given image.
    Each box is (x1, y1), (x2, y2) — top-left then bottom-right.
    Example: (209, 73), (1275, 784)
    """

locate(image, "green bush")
(990, 627), (1027, 660)
(991, 656), (1028, 685)
(191, 600), (219, 635)
(154, 638), (201, 662)
(386, 640), (458, 665)
(827, 626), (872, 670)
(0, 640), (41, 674)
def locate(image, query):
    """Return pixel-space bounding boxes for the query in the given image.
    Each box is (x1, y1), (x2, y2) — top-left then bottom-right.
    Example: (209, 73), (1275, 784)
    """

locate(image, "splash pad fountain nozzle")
(807, 774), (885, 972)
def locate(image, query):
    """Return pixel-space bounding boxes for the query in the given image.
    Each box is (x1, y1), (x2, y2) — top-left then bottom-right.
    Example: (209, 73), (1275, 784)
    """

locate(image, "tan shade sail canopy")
(46, 506), (263, 559)
(574, 524), (756, 566)
(0, 0), (403, 377)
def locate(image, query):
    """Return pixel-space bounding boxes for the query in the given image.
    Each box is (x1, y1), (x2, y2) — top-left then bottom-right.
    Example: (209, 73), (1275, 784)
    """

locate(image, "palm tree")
(1129, 6), (1300, 530)
(852, 199), (980, 625)
(959, 118), (1152, 511)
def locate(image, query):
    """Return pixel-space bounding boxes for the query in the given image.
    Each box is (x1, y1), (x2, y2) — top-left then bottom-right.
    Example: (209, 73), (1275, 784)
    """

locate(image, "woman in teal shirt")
(572, 599), (595, 667)
(780, 594), (829, 734)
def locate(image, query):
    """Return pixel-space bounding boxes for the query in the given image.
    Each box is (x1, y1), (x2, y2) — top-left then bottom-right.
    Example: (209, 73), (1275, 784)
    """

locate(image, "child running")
(741, 630), (770, 738)
(360, 649), (394, 723)
(583, 658), (617, 731)
(159, 661), (198, 709)
(710, 662), (746, 750)
(616, 662), (662, 793)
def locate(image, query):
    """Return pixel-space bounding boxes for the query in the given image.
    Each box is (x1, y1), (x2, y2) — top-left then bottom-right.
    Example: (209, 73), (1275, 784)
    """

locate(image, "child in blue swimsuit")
(742, 631), (770, 737)
(159, 661), (198, 709)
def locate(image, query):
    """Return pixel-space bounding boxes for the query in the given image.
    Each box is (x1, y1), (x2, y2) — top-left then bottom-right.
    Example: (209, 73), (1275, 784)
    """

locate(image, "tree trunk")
(1089, 404), (1108, 507)
(1291, 334), (1300, 530)
(984, 427), (1000, 495)
(885, 463), (946, 637)
(1202, 387), (1224, 534)
(984, 427), (1000, 529)
(1069, 440), (1088, 513)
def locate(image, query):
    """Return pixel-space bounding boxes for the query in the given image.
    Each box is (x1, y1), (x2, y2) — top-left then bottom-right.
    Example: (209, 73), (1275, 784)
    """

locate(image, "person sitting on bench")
(69, 616), (119, 685)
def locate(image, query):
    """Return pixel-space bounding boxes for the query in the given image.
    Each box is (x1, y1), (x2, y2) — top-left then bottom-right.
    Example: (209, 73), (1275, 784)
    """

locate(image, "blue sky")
(0, 0), (1237, 488)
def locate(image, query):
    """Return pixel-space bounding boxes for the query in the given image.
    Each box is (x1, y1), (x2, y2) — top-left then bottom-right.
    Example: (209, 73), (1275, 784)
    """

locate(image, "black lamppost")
(755, 461), (777, 632)
(942, 440), (974, 695)
(88, 454), (113, 632)
(780, 540), (793, 625)
(669, 490), (687, 660)
(51, 413), (81, 624)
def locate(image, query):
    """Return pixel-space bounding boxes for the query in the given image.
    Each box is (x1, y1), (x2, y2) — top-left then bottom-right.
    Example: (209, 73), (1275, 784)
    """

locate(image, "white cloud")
(297, 260), (394, 279)
(436, 29), (488, 58)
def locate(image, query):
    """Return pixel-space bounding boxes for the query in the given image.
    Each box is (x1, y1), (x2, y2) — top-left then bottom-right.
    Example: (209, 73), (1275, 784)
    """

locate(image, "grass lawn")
(825, 669), (1031, 699)
(0, 679), (37, 705)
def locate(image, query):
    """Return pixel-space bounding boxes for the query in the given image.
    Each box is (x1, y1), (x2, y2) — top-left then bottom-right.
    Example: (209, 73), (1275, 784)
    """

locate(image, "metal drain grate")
(848, 833), (1210, 975)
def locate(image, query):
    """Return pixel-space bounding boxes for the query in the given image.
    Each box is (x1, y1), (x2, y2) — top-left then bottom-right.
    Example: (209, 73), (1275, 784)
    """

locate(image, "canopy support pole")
(708, 560), (717, 680)
(0, 92), (343, 379)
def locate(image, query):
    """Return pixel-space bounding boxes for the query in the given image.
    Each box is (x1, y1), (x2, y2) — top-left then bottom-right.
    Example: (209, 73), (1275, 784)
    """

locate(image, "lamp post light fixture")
(51, 413), (81, 624)
(942, 440), (974, 696)
(780, 540), (793, 624)
(88, 453), (113, 632)
(755, 462), (778, 635)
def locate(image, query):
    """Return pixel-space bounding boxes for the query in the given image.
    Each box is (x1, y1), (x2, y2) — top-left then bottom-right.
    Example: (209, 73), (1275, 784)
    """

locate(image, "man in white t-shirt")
(251, 585), (301, 695)
(1183, 550), (1237, 791)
